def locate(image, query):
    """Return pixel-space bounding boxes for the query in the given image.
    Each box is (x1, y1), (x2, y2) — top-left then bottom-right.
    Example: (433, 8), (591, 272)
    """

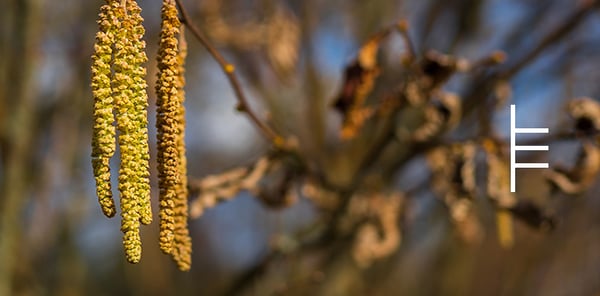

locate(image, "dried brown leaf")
(332, 31), (390, 139)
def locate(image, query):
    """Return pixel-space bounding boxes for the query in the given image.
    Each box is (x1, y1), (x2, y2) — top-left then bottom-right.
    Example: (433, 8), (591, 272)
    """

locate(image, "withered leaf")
(332, 30), (390, 139)
(419, 50), (463, 89)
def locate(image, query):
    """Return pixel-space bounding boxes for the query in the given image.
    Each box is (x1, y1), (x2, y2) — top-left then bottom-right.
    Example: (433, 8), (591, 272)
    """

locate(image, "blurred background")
(1, 0), (600, 295)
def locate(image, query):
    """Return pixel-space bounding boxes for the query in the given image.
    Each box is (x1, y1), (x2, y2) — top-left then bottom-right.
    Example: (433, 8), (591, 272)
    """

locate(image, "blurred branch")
(417, 0), (445, 50)
(174, 0), (284, 147)
(301, 0), (326, 155)
(224, 251), (278, 296)
(0, 0), (42, 294)
(500, 0), (600, 79)
(461, 1), (599, 137)
(224, 206), (359, 296)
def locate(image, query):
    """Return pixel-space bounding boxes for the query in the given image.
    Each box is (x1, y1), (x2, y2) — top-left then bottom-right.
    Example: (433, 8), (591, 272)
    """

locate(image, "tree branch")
(499, 0), (600, 79)
(174, 0), (284, 147)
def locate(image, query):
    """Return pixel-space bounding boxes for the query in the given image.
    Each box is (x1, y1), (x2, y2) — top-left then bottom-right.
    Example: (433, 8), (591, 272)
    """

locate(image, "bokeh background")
(1, 0), (600, 295)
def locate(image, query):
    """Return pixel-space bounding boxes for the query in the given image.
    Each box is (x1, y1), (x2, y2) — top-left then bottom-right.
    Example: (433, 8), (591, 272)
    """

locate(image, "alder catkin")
(91, 0), (118, 218)
(112, 0), (151, 263)
(127, 0), (153, 227)
(172, 27), (192, 271)
(156, 0), (192, 270)
(92, 0), (191, 269)
(156, 0), (183, 255)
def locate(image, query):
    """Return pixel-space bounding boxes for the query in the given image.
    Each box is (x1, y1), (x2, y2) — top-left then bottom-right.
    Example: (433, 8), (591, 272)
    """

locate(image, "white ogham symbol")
(510, 104), (549, 193)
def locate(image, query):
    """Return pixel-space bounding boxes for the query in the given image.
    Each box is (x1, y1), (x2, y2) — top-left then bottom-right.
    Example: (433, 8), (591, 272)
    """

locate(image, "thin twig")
(462, 1), (599, 126)
(174, 0), (283, 146)
(500, 0), (599, 79)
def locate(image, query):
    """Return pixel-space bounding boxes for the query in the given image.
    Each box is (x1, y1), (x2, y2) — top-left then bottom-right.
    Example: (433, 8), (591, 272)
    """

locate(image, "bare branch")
(174, 0), (284, 147)
(500, 0), (599, 79)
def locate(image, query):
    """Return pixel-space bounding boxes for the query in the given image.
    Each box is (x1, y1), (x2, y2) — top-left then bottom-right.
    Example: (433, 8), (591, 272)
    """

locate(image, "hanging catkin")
(156, 0), (192, 270)
(156, 0), (179, 255)
(112, 0), (151, 263)
(91, 0), (118, 218)
(171, 26), (192, 271)
(92, 0), (190, 270)
(91, 0), (151, 264)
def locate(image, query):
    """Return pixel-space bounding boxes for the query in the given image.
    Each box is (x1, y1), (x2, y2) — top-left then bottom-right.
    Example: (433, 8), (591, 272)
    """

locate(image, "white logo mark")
(510, 104), (549, 192)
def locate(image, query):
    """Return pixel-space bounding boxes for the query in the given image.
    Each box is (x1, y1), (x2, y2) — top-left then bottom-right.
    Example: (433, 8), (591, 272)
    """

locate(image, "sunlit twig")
(174, 0), (283, 147)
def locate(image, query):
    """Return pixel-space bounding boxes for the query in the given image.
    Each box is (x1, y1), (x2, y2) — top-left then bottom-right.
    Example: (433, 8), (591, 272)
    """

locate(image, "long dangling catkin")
(91, 0), (118, 218)
(171, 27), (192, 271)
(156, 0), (183, 255)
(126, 0), (152, 227)
(112, 0), (151, 263)
(92, 0), (190, 269)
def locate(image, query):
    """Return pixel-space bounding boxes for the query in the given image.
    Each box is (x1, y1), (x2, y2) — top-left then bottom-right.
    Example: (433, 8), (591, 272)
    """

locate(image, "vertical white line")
(510, 104), (516, 192)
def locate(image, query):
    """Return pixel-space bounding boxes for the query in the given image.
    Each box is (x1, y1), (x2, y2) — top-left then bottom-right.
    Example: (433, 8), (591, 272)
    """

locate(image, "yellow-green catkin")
(126, 0), (152, 227)
(112, 0), (151, 264)
(91, 0), (118, 218)
(171, 27), (192, 271)
(156, 0), (183, 255)
(157, 0), (193, 271)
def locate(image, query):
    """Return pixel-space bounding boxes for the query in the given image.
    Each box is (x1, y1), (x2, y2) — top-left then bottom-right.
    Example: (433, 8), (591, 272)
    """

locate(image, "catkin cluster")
(91, 0), (151, 264)
(156, 0), (192, 271)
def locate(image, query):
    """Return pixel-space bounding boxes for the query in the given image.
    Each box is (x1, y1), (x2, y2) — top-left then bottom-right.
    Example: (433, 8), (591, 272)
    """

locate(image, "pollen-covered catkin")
(91, 0), (118, 218)
(127, 0), (152, 227)
(112, 0), (151, 263)
(92, 0), (191, 269)
(156, 0), (183, 255)
(171, 27), (192, 271)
